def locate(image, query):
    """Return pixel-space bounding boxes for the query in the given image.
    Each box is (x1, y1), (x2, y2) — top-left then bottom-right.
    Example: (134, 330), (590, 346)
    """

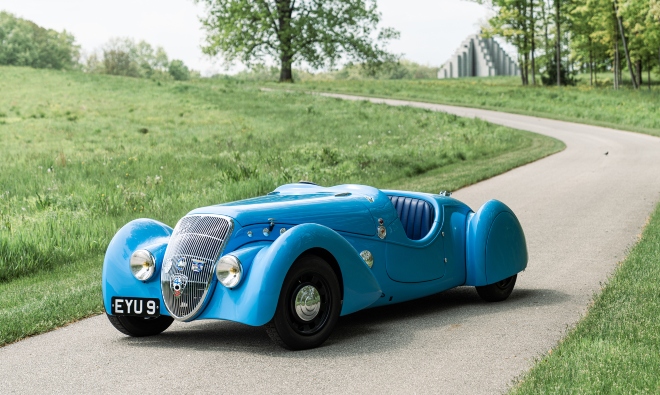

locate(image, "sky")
(2, 0), (498, 76)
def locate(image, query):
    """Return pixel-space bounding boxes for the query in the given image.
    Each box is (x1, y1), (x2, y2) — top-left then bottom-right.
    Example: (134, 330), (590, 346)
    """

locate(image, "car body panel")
(102, 218), (173, 316)
(196, 224), (382, 326)
(103, 183), (527, 327)
(465, 199), (528, 286)
(188, 184), (381, 237)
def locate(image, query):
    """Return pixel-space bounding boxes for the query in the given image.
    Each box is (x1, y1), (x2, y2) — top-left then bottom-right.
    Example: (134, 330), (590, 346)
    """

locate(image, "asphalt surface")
(3, 94), (660, 395)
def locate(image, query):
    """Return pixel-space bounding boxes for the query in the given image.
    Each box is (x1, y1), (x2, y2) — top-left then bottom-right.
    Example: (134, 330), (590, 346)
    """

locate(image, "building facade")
(438, 34), (519, 79)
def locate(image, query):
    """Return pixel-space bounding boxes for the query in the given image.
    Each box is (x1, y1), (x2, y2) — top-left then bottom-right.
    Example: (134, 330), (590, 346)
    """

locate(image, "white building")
(438, 34), (519, 79)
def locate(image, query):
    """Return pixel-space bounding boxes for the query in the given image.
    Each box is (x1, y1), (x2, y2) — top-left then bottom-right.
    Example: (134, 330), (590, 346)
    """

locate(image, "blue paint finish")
(384, 215), (445, 283)
(465, 200), (528, 286)
(188, 184), (382, 236)
(102, 183), (528, 332)
(485, 211), (528, 283)
(198, 224), (382, 326)
(441, 204), (472, 286)
(102, 218), (173, 315)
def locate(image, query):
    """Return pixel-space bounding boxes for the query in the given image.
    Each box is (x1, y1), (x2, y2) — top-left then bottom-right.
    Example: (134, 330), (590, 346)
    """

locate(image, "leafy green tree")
(102, 49), (141, 77)
(168, 59), (190, 80)
(478, 0), (660, 89)
(474, 0), (544, 85)
(195, 0), (399, 82)
(100, 38), (168, 78)
(0, 11), (79, 69)
(620, 0), (660, 88)
(86, 37), (191, 80)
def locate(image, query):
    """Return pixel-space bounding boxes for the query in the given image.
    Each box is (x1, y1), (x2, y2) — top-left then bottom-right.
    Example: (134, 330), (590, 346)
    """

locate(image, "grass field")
(0, 66), (562, 345)
(272, 77), (660, 137)
(511, 203), (660, 394)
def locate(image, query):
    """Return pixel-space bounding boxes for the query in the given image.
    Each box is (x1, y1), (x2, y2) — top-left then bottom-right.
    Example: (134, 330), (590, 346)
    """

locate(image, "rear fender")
(203, 223), (382, 326)
(465, 200), (527, 286)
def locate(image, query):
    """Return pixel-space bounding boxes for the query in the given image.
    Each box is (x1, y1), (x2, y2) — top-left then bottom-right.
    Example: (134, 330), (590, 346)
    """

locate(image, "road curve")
(2, 94), (660, 395)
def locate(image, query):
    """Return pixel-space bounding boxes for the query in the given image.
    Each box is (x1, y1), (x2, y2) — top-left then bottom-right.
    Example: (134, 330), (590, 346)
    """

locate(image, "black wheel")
(106, 313), (174, 337)
(475, 274), (517, 302)
(265, 254), (341, 350)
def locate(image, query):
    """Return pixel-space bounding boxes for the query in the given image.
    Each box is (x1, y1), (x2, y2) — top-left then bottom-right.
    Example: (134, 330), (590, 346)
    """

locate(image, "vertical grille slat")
(161, 215), (233, 321)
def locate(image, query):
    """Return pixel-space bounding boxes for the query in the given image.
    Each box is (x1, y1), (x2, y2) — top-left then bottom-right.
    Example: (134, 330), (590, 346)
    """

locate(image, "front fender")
(200, 223), (382, 326)
(102, 218), (173, 315)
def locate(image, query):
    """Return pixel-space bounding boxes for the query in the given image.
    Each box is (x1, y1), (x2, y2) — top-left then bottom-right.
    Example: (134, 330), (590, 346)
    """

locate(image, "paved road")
(3, 94), (660, 395)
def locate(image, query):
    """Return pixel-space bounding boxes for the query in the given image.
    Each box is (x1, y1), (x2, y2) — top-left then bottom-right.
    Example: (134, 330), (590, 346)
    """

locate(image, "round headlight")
(130, 249), (156, 281)
(216, 255), (243, 288)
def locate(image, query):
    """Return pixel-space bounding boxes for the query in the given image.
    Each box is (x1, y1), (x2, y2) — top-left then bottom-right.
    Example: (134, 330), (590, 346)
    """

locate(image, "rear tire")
(475, 274), (517, 302)
(266, 254), (341, 350)
(106, 313), (174, 337)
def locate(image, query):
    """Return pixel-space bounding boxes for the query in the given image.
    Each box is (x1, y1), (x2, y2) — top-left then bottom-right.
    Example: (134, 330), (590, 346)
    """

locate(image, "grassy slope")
(0, 66), (562, 345)
(275, 77), (660, 137)
(511, 204), (660, 394)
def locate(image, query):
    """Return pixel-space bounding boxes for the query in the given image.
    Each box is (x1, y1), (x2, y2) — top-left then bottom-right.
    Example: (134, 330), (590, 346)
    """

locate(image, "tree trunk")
(541, 0), (550, 56)
(556, 0), (561, 86)
(524, 51), (529, 85)
(613, 38), (619, 90)
(530, 0), (536, 85)
(648, 57), (651, 90)
(279, 54), (293, 83)
(277, 0), (294, 83)
(589, 37), (594, 86)
(636, 59), (642, 86)
(613, 0), (637, 89)
(594, 60), (597, 85)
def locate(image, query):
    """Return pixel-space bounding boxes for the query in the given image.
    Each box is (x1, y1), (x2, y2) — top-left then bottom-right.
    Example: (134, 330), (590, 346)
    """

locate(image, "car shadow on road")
(122, 286), (569, 357)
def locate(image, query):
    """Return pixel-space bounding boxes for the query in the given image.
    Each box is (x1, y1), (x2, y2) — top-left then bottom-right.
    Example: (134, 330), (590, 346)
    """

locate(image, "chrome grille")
(161, 214), (233, 321)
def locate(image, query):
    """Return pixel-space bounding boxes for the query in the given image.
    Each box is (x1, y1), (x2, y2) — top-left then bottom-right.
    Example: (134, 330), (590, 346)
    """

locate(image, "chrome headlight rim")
(215, 254), (243, 289)
(130, 249), (156, 281)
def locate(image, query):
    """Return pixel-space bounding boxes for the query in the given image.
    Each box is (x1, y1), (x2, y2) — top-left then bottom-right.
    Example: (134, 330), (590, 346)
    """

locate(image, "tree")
(195, 0), (399, 82)
(474, 0), (541, 85)
(0, 11), (79, 69)
(168, 59), (190, 80)
(102, 50), (141, 77)
(85, 37), (192, 80)
(555, 0), (561, 86)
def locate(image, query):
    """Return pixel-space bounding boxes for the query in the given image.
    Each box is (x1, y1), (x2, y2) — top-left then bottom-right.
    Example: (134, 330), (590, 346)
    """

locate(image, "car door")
(385, 209), (445, 283)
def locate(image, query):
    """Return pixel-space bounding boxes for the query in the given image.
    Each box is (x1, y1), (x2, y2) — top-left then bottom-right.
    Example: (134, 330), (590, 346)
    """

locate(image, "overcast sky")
(3, 0), (497, 75)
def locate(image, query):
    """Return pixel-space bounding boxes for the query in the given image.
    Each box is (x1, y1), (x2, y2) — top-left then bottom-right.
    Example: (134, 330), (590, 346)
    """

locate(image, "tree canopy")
(195, 0), (399, 82)
(0, 11), (79, 70)
(84, 37), (192, 80)
(476, 0), (660, 88)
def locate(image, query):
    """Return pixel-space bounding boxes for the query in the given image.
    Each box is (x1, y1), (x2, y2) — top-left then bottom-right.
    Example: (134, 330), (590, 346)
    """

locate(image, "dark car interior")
(387, 195), (435, 240)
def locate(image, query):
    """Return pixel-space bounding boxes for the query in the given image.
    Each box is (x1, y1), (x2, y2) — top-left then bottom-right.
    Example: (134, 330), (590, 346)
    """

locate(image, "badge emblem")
(176, 257), (187, 270)
(191, 259), (205, 273)
(170, 274), (188, 297)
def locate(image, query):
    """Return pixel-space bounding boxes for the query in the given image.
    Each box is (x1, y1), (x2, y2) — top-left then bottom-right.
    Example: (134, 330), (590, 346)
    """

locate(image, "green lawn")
(511, 203), (660, 394)
(273, 77), (660, 137)
(0, 66), (562, 346)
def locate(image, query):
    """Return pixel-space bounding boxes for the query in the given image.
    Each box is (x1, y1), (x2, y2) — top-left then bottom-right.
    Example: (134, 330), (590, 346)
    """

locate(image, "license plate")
(111, 297), (160, 317)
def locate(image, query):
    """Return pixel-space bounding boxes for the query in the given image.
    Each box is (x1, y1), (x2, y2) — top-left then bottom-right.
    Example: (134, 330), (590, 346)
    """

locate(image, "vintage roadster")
(103, 182), (527, 350)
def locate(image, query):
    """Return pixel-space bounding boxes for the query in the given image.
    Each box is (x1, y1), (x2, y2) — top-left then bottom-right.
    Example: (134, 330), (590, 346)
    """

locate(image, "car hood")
(187, 184), (392, 236)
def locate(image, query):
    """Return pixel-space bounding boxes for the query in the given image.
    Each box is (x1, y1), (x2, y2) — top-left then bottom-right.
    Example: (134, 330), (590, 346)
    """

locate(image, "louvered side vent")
(160, 215), (233, 321)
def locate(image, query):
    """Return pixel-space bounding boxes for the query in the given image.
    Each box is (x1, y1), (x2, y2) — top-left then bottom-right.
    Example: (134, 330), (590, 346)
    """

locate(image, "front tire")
(475, 274), (517, 302)
(266, 254), (341, 350)
(106, 313), (174, 337)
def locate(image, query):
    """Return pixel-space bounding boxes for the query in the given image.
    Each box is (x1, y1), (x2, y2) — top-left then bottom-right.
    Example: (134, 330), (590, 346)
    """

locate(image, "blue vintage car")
(103, 183), (527, 350)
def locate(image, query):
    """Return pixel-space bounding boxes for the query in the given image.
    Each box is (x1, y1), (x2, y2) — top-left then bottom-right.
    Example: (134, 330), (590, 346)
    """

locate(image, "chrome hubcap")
(294, 285), (321, 321)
